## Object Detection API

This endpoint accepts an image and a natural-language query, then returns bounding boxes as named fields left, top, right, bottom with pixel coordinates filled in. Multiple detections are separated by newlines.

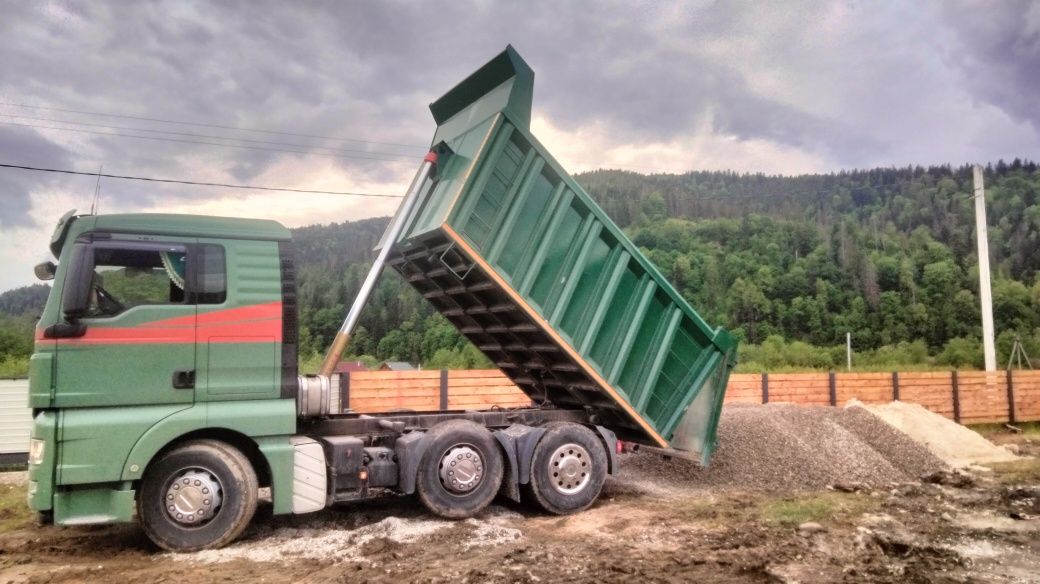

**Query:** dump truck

left=26, top=46, right=737, bottom=551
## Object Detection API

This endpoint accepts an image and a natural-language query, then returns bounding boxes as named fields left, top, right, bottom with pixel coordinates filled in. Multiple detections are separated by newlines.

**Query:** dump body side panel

left=391, top=111, right=736, bottom=458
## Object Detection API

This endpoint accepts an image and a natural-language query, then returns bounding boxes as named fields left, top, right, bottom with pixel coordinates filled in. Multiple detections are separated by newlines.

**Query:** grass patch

left=985, top=458, right=1040, bottom=485
left=673, top=496, right=734, bottom=521
left=668, top=491, right=772, bottom=526
left=669, top=491, right=879, bottom=529
left=0, top=483, right=32, bottom=533
left=970, top=422, right=1040, bottom=437
left=759, top=492, right=877, bottom=526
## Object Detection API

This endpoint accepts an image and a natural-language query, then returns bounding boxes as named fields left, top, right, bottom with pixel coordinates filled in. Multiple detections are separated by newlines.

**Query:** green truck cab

left=27, top=46, right=736, bottom=552
left=29, top=212, right=299, bottom=544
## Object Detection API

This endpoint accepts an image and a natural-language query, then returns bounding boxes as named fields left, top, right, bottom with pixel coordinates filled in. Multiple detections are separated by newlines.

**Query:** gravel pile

left=618, top=403, right=946, bottom=491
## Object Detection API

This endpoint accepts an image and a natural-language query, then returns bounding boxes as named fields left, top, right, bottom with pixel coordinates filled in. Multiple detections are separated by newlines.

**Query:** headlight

left=28, top=439, right=45, bottom=465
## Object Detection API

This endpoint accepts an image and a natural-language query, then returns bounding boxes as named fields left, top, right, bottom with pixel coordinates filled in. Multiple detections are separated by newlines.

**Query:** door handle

left=172, top=369, right=196, bottom=389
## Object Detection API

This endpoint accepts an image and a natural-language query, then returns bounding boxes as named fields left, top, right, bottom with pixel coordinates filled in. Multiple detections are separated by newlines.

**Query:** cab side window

left=89, top=247, right=187, bottom=317
left=82, top=242, right=226, bottom=318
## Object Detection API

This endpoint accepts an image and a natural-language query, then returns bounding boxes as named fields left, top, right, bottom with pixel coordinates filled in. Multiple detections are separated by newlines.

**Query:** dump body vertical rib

left=608, top=279, right=656, bottom=384
left=578, top=249, right=630, bottom=354
left=634, top=307, right=682, bottom=411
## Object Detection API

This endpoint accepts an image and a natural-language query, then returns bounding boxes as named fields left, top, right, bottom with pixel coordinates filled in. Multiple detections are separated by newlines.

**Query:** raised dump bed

left=386, top=47, right=737, bottom=461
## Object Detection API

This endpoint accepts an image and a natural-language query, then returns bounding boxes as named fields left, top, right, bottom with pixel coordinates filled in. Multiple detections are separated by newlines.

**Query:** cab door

left=194, top=238, right=281, bottom=401
left=53, top=236, right=198, bottom=408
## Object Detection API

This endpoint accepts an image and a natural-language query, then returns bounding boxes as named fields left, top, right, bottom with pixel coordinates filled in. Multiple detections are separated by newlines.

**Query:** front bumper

left=27, top=412, right=56, bottom=512
left=53, top=486, right=136, bottom=525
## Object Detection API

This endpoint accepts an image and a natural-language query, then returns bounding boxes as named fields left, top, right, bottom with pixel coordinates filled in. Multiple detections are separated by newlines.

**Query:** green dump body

left=387, top=47, right=737, bottom=462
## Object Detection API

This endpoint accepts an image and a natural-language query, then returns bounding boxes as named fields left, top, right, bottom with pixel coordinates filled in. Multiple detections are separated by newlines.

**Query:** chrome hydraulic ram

left=319, top=150, right=438, bottom=376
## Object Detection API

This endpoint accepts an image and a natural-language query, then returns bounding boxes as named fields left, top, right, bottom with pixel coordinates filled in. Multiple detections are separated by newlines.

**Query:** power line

left=0, top=101, right=425, bottom=150
left=0, top=113, right=422, bottom=159
left=0, top=160, right=904, bottom=205
left=0, top=120, right=417, bottom=163
left=0, top=163, right=405, bottom=198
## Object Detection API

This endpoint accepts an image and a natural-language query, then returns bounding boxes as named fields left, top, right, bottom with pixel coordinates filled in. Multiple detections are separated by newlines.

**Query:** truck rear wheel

left=524, top=423, right=607, bottom=515
left=416, top=420, right=504, bottom=519
left=138, top=439, right=258, bottom=552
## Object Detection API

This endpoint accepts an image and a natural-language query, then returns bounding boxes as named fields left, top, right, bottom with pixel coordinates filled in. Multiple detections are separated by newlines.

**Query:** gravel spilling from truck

left=618, top=403, right=947, bottom=491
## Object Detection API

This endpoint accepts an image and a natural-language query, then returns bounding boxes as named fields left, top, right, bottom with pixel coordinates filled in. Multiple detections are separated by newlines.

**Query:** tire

left=416, top=420, right=504, bottom=519
left=138, top=439, right=258, bottom=552
left=523, top=423, right=607, bottom=515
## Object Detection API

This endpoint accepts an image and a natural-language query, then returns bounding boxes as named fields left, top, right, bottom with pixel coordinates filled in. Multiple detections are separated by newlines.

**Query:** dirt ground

left=1, top=426, right=1038, bottom=584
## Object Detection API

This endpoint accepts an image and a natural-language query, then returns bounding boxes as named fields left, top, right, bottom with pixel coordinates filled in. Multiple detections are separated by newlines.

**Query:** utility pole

left=974, top=165, right=996, bottom=372
left=846, top=332, right=852, bottom=371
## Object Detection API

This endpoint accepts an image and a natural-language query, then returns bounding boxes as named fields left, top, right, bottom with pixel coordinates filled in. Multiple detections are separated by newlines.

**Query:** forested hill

left=0, top=284, right=49, bottom=317
left=580, top=160, right=1040, bottom=283
left=2, top=160, right=1039, bottom=374
left=293, top=160, right=1040, bottom=370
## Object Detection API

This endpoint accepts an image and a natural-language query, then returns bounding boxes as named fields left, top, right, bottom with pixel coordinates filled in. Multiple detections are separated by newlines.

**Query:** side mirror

left=60, top=242, right=94, bottom=321
left=34, top=261, right=57, bottom=281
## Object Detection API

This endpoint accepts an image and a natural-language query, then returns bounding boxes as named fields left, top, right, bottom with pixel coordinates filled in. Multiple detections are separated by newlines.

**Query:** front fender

left=121, top=399, right=297, bottom=511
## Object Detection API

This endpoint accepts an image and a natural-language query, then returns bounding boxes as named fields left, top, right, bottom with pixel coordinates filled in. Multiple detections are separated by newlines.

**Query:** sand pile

left=861, top=400, right=1020, bottom=467
left=619, top=403, right=946, bottom=491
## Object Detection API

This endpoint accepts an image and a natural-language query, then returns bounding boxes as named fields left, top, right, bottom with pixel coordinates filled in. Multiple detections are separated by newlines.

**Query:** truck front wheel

left=416, top=420, right=504, bottom=519
left=524, top=423, right=607, bottom=515
left=138, top=439, right=258, bottom=552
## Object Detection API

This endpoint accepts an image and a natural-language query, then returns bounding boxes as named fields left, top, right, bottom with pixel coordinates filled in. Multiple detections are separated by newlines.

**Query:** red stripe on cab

left=52, top=301, right=283, bottom=345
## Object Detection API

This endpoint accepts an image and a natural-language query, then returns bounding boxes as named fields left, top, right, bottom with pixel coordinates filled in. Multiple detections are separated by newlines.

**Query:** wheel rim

left=163, top=468, right=223, bottom=526
left=438, top=444, right=484, bottom=494
left=548, top=443, right=592, bottom=495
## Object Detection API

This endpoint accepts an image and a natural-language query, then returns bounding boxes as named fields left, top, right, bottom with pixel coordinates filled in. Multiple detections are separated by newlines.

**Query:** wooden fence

left=344, top=370, right=532, bottom=413
left=344, top=369, right=1040, bottom=425
left=724, top=371, right=1040, bottom=424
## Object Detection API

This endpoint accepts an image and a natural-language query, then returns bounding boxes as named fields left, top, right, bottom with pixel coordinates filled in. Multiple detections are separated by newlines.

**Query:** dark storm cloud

left=0, top=0, right=438, bottom=217
left=0, top=1, right=867, bottom=163
left=536, top=39, right=884, bottom=161
left=0, top=126, right=71, bottom=228
left=0, top=0, right=1037, bottom=229
left=939, top=1, right=1040, bottom=132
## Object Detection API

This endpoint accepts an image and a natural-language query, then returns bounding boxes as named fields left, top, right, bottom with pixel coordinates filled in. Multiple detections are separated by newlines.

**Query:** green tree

left=727, top=278, right=771, bottom=343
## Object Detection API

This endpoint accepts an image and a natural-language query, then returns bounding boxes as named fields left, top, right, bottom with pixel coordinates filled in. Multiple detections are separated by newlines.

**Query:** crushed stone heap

left=619, top=403, right=947, bottom=490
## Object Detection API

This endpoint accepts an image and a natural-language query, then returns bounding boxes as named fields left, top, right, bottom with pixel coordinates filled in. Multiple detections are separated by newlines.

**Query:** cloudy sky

left=0, top=0, right=1037, bottom=291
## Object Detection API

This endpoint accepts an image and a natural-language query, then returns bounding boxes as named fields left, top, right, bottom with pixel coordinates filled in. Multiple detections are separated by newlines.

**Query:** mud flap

left=593, top=425, right=619, bottom=475
left=290, top=437, right=326, bottom=514
left=395, top=431, right=427, bottom=495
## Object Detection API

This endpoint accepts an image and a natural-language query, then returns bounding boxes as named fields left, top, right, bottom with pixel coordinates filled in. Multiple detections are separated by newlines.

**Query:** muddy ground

left=1, top=426, right=1038, bottom=584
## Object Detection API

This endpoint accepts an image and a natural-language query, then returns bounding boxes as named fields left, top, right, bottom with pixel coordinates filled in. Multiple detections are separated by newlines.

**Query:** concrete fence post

left=439, top=369, right=449, bottom=410
left=828, top=370, right=837, bottom=406
left=951, top=370, right=961, bottom=423
left=1006, top=369, right=1017, bottom=424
